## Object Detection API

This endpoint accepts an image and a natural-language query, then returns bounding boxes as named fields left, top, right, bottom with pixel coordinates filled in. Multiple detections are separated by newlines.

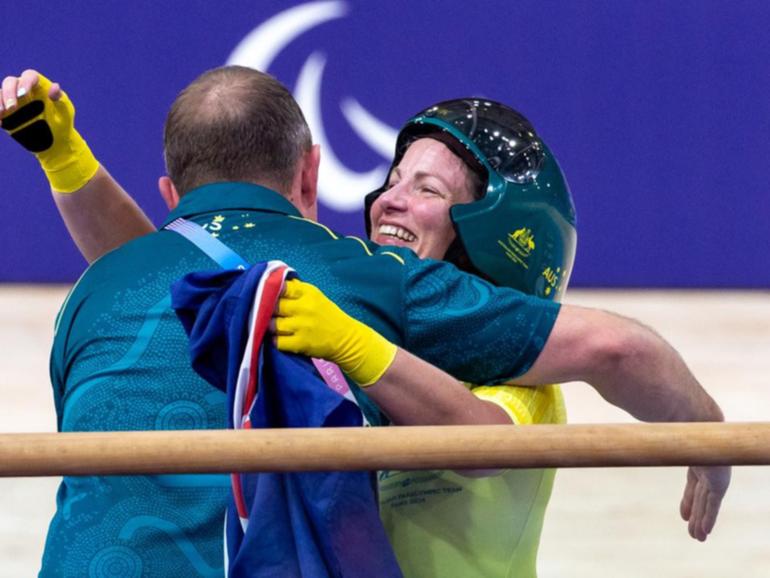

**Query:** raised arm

left=1, top=70, right=155, bottom=262
left=514, top=304, right=730, bottom=542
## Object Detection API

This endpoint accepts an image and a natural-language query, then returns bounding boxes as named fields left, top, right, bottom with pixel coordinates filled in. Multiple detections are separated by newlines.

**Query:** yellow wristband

left=348, top=335, right=398, bottom=387
left=38, top=130, right=99, bottom=193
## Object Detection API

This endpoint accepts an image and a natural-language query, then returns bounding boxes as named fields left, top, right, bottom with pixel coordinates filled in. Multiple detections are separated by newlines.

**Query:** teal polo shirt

left=46, top=182, right=559, bottom=577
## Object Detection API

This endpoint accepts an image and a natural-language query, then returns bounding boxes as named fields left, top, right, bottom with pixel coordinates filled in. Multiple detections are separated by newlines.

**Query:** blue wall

left=2, top=0, right=769, bottom=286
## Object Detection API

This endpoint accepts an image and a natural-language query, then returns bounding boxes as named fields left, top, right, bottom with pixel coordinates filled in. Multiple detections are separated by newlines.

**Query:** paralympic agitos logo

left=226, top=1, right=397, bottom=212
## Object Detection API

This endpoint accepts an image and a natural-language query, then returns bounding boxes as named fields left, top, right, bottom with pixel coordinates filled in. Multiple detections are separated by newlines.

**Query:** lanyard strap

left=165, top=217, right=249, bottom=269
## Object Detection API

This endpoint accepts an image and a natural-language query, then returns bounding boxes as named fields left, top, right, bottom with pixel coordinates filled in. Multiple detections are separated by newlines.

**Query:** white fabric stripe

left=233, top=261, right=293, bottom=430
left=223, top=512, right=230, bottom=578
left=232, top=261, right=293, bottom=534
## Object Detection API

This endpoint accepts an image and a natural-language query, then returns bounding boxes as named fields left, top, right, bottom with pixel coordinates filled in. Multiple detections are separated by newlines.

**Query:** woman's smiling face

left=369, top=138, right=477, bottom=260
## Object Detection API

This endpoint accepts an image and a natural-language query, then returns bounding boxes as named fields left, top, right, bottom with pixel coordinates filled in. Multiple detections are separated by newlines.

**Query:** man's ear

left=158, top=176, right=181, bottom=210
left=298, top=144, right=320, bottom=220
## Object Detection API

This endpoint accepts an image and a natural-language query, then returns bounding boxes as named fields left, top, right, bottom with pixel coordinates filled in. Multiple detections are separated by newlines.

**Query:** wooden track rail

left=0, top=422, right=767, bottom=477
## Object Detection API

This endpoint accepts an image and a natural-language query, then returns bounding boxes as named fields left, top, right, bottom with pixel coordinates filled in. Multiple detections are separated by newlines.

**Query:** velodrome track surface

left=2, top=286, right=768, bottom=577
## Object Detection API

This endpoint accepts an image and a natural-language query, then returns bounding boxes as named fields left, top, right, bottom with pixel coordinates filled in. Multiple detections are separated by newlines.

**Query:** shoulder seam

left=380, top=251, right=405, bottom=265
left=287, top=215, right=339, bottom=239
left=345, top=235, right=373, bottom=256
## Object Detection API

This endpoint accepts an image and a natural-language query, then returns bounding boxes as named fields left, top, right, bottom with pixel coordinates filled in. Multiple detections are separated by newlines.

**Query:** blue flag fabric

left=171, top=262, right=402, bottom=578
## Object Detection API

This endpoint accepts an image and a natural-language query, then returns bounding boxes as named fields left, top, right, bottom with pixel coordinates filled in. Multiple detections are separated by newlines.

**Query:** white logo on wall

left=227, top=1, right=397, bottom=211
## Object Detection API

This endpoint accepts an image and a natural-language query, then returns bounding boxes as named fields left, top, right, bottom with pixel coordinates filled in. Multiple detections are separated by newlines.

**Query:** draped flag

left=172, top=261, right=402, bottom=578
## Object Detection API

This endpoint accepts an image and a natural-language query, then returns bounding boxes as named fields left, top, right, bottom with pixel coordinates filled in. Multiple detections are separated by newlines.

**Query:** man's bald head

left=163, top=66, right=312, bottom=196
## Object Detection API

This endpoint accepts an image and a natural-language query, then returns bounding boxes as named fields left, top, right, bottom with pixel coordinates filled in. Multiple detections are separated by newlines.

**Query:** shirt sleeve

left=402, top=256, right=560, bottom=385
left=50, top=294, right=74, bottom=431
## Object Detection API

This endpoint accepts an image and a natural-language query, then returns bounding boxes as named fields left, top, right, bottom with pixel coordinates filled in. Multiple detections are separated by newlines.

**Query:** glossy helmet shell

left=365, top=98, right=577, bottom=301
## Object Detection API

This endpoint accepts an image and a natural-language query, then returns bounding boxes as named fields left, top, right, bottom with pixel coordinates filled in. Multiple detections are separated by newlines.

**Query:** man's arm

left=514, top=305, right=722, bottom=424
left=1, top=70, right=155, bottom=262
left=513, top=304, right=730, bottom=542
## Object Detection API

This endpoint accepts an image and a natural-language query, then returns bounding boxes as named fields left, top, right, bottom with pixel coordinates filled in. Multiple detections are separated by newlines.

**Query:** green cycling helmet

left=365, top=98, right=577, bottom=301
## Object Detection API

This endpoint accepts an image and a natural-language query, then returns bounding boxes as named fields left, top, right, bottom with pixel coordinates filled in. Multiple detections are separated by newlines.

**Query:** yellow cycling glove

left=1, top=73, right=98, bottom=193
left=274, top=279, right=398, bottom=387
